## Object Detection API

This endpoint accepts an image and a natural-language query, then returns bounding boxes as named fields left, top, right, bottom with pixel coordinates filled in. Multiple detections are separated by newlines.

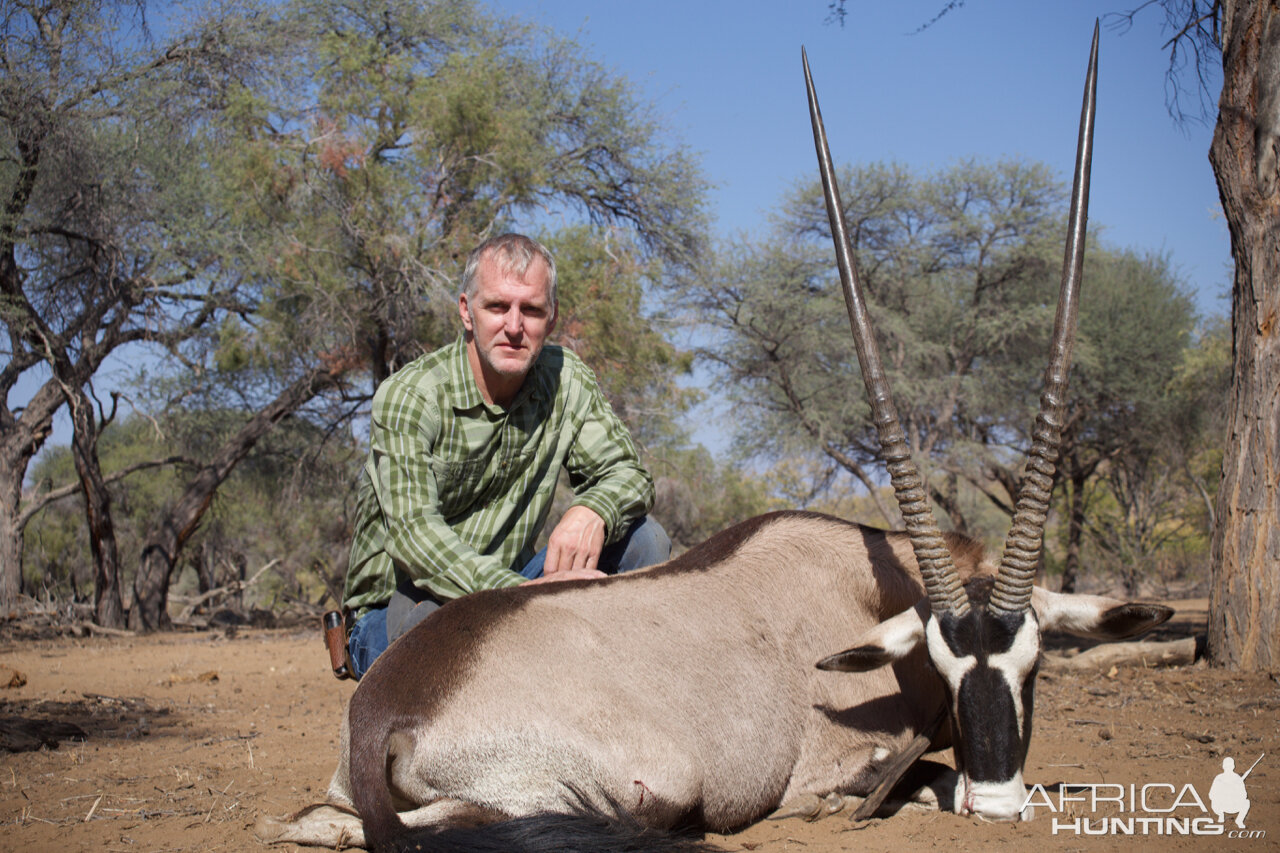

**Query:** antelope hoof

left=253, top=803, right=365, bottom=848
left=768, top=793, right=823, bottom=821
left=821, top=791, right=853, bottom=816
left=768, top=791, right=856, bottom=822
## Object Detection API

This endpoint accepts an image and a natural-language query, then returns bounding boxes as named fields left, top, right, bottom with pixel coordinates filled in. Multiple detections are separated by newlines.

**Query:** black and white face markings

left=924, top=583, right=1041, bottom=821
left=818, top=581, right=1174, bottom=822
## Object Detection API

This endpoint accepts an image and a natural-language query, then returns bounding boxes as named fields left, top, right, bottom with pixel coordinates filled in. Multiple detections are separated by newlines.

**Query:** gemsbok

left=257, top=24, right=1174, bottom=853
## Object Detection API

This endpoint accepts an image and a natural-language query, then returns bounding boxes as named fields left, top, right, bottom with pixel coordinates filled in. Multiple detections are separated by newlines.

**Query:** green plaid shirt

left=343, top=336, right=654, bottom=615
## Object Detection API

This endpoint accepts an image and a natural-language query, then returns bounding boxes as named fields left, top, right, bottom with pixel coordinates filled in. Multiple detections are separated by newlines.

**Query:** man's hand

left=543, top=505, right=606, bottom=576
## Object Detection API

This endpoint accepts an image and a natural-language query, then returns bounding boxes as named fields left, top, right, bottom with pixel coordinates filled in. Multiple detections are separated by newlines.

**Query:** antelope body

left=257, top=513, right=1167, bottom=851
left=257, top=24, right=1175, bottom=853
left=266, top=515, right=967, bottom=849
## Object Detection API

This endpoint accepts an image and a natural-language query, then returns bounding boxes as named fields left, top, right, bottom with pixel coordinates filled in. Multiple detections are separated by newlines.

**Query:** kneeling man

left=343, top=233, right=669, bottom=678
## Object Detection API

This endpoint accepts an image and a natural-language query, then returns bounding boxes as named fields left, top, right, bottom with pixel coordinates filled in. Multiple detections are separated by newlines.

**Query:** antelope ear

left=1032, top=589, right=1174, bottom=640
left=817, top=602, right=927, bottom=672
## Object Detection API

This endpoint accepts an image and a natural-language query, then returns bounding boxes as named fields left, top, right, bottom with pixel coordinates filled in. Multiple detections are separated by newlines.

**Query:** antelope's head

left=802, top=26, right=1172, bottom=821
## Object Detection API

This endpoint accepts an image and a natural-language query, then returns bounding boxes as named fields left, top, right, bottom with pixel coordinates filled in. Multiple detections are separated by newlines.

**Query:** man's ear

left=816, top=602, right=927, bottom=672
left=458, top=293, right=474, bottom=333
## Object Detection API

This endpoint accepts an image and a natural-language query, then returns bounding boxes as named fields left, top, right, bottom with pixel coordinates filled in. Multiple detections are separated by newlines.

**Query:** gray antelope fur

left=257, top=24, right=1173, bottom=853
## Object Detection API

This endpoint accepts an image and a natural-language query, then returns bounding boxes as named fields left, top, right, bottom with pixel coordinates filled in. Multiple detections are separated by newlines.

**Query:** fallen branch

left=1044, top=636, right=1199, bottom=672
left=84, top=793, right=103, bottom=822
left=0, top=716, right=89, bottom=752
left=76, top=622, right=135, bottom=638
left=173, top=559, right=280, bottom=624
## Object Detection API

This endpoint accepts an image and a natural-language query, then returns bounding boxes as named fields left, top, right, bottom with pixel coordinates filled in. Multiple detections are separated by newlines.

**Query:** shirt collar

left=447, top=335, right=550, bottom=413
left=446, top=336, right=485, bottom=412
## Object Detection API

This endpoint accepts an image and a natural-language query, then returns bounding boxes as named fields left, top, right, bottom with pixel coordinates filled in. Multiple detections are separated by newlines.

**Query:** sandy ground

left=0, top=599, right=1275, bottom=853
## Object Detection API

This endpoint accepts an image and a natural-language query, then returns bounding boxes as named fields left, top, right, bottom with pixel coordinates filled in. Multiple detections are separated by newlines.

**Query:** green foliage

left=1071, top=251, right=1197, bottom=438
left=687, top=158, right=1065, bottom=526
left=23, top=413, right=362, bottom=610
left=535, top=223, right=770, bottom=550
left=546, top=225, right=697, bottom=450
left=0, top=0, right=283, bottom=616
left=9, top=0, right=715, bottom=621
left=215, top=0, right=707, bottom=391
left=688, top=156, right=1224, bottom=590
left=648, top=446, right=780, bottom=551
left=22, top=446, right=85, bottom=598
left=1062, top=315, right=1229, bottom=593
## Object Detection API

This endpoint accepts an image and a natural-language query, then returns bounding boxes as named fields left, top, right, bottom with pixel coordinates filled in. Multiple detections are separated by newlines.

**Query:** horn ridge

left=989, top=22, right=1099, bottom=616
left=802, top=47, right=969, bottom=617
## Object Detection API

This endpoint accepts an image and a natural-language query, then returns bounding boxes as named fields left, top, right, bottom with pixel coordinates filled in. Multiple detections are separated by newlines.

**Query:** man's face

left=459, top=253, right=556, bottom=398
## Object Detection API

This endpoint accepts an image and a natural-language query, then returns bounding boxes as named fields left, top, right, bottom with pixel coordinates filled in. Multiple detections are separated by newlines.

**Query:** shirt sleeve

left=371, top=379, right=525, bottom=599
left=562, top=362, right=656, bottom=543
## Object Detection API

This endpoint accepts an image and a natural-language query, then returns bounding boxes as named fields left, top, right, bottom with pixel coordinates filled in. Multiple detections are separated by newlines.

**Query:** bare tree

left=1121, top=0, right=1280, bottom=668
left=0, top=0, right=255, bottom=623
left=1201, top=0, right=1280, bottom=669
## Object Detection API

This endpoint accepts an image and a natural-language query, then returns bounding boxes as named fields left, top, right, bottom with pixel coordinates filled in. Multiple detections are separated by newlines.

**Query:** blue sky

left=15, top=1, right=1232, bottom=460
left=491, top=0, right=1231, bottom=316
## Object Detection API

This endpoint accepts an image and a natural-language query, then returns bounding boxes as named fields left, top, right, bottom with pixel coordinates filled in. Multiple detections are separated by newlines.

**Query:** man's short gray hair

left=461, top=234, right=558, bottom=310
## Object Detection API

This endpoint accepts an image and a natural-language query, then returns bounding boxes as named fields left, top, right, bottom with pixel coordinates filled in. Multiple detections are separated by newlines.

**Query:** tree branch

left=171, top=558, right=280, bottom=624
left=18, top=454, right=196, bottom=530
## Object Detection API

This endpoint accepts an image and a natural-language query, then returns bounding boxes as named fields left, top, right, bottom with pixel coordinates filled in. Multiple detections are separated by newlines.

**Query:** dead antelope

left=257, top=24, right=1172, bottom=852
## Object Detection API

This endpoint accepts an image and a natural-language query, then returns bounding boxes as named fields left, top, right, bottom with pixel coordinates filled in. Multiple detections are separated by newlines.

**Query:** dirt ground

left=0, top=599, right=1275, bottom=853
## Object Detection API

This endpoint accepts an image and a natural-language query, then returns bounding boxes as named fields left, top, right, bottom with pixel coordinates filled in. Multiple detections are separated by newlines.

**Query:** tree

left=124, top=0, right=708, bottom=629
left=687, top=159, right=1066, bottom=535
left=0, top=0, right=258, bottom=624
left=538, top=223, right=775, bottom=553
left=1066, top=324, right=1226, bottom=596
left=23, top=412, right=362, bottom=615
left=546, top=224, right=698, bottom=451
left=1197, top=0, right=1280, bottom=670
left=647, top=446, right=778, bottom=551
left=1093, top=0, right=1277, bottom=666
left=128, top=367, right=344, bottom=629
left=220, top=0, right=706, bottom=391
left=691, top=158, right=1209, bottom=599
left=1047, top=250, right=1198, bottom=591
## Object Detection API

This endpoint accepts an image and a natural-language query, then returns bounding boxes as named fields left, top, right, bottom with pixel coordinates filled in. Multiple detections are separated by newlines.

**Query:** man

left=342, top=233, right=670, bottom=678
left=1209, top=756, right=1254, bottom=829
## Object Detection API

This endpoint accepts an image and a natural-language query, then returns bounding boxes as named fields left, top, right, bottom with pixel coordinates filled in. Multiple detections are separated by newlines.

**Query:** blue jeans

left=348, top=516, right=670, bottom=679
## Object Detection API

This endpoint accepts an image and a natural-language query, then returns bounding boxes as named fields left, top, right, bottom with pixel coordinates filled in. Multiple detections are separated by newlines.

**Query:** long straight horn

left=802, top=47, right=968, bottom=617
left=989, top=22, right=1099, bottom=616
